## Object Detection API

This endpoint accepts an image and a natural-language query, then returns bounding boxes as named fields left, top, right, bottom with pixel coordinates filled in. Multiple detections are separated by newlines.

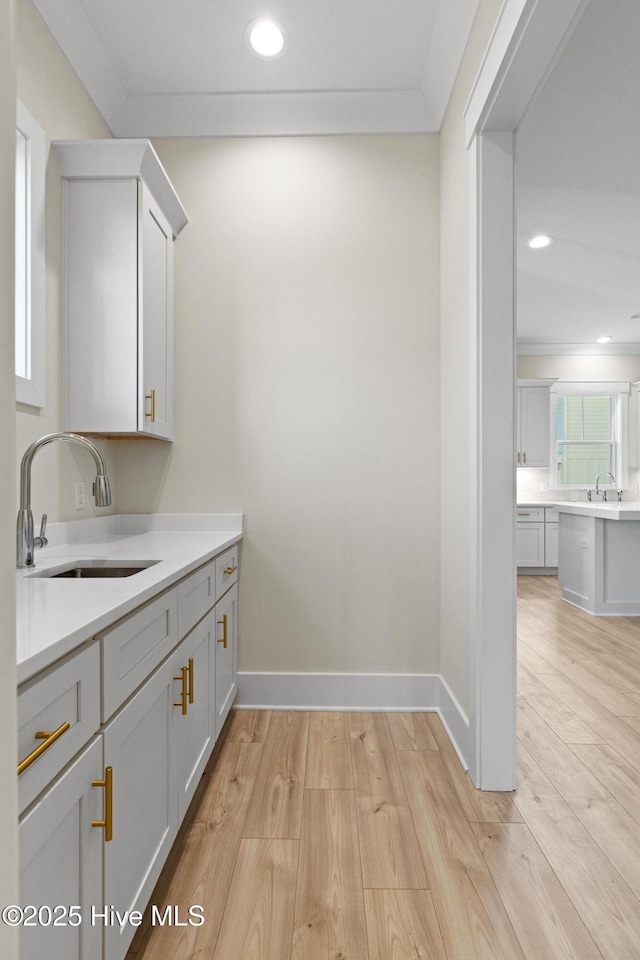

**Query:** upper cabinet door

left=54, top=140, right=187, bottom=440
left=139, top=184, right=174, bottom=439
left=518, top=385, right=550, bottom=468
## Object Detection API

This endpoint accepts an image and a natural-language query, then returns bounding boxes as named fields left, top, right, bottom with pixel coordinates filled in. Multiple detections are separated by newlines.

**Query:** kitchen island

left=555, top=502, right=640, bottom=616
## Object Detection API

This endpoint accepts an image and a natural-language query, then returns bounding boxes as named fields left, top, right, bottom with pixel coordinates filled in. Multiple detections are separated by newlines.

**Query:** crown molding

left=517, top=341, right=640, bottom=355
left=115, top=89, right=436, bottom=138
left=421, top=0, right=482, bottom=128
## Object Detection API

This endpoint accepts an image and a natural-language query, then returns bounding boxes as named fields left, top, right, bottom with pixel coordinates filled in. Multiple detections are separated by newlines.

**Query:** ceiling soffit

left=30, top=0, right=480, bottom=137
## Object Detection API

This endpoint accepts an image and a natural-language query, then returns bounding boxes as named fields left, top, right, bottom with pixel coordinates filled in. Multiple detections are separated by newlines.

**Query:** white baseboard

left=437, top=675, right=470, bottom=770
left=237, top=671, right=470, bottom=770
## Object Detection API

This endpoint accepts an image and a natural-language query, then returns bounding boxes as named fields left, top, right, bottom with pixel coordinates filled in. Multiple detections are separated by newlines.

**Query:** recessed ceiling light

left=245, top=18, right=288, bottom=59
left=528, top=234, right=553, bottom=249
left=596, top=336, right=612, bottom=344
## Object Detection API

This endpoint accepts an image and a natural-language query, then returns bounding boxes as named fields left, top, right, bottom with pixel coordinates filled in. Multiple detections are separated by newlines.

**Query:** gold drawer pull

left=92, top=766, right=113, bottom=842
left=174, top=665, right=189, bottom=715
left=523, top=451, right=527, bottom=464
left=187, top=657, right=194, bottom=705
left=224, top=565, right=237, bottom=576
left=145, top=388, right=156, bottom=422
left=18, top=721, right=71, bottom=776
left=217, top=614, right=228, bottom=649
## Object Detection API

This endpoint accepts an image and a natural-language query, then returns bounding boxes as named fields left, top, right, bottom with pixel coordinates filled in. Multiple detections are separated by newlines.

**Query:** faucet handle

left=34, top=513, right=48, bottom=549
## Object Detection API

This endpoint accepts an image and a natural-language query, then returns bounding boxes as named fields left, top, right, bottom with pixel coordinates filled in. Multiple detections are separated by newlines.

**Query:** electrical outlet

left=75, top=481, right=86, bottom=510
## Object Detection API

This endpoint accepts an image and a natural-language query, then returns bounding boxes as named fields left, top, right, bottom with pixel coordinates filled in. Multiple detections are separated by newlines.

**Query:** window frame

left=549, top=381, right=629, bottom=490
left=15, top=100, right=46, bottom=408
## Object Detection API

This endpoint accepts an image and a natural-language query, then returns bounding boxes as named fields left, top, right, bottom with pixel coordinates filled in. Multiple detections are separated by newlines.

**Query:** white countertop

left=16, top=514, right=243, bottom=684
left=554, top=502, right=640, bottom=521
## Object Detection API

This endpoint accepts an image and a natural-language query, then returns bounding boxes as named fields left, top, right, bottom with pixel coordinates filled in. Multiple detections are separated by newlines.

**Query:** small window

left=15, top=101, right=45, bottom=407
left=550, top=383, right=629, bottom=489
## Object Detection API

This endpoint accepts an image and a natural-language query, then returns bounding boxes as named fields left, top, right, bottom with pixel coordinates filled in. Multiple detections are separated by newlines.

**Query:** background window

left=555, top=396, right=614, bottom=485
left=550, top=383, right=629, bottom=489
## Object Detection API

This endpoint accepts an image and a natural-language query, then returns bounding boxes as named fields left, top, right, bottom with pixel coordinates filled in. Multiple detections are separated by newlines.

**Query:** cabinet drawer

left=101, top=589, right=178, bottom=720
left=18, top=643, right=100, bottom=814
left=177, top=559, right=216, bottom=638
left=516, top=507, right=545, bottom=522
left=215, top=544, right=239, bottom=600
left=545, top=506, right=559, bottom=523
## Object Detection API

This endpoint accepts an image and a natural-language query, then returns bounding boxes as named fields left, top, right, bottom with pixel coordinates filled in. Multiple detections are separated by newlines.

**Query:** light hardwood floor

left=128, top=576, right=640, bottom=960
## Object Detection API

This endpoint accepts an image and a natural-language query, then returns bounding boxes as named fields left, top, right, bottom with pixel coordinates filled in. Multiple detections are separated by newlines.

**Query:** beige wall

left=114, top=135, right=441, bottom=675
left=16, top=0, right=115, bottom=524
left=439, top=0, right=505, bottom=716
left=1, top=0, right=19, bottom=954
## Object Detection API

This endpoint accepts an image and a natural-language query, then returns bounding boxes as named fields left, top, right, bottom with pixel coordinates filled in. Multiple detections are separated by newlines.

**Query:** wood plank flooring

left=129, top=575, right=640, bottom=960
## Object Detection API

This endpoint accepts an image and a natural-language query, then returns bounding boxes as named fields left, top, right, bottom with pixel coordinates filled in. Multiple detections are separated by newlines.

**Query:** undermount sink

left=27, top=560, right=159, bottom=579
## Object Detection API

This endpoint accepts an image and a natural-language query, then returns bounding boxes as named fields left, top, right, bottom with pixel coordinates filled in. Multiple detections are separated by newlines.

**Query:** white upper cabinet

left=517, top=380, right=552, bottom=468
left=53, top=140, right=188, bottom=440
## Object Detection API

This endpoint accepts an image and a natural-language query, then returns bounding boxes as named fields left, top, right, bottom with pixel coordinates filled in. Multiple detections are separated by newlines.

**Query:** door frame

left=464, top=0, right=589, bottom=788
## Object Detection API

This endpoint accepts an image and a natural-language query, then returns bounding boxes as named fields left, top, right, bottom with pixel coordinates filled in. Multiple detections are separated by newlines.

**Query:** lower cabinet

left=20, top=739, right=103, bottom=960
left=18, top=547, right=240, bottom=960
left=215, top=582, right=238, bottom=737
left=545, top=514, right=559, bottom=566
left=516, top=505, right=559, bottom=570
left=102, top=657, right=178, bottom=960
left=516, top=520, right=545, bottom=566
left=174, top=609, right=216, bottom=821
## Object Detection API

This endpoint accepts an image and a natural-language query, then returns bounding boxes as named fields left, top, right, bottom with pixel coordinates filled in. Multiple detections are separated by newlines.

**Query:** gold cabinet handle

left=18, top=721, right=71, bottom=776
left=145, top=388, right=156, bottom=422
left=187, top=657, right=194, bottom=705
left=174, top=665, right=188, bottom=715
left=517, top=451, right=521, bottom=464
left=92, top=766, right=113, bottom=842
left=224, top=565, right=237, bottom=576
left=217, top=614, right=228, bottom=649
left=523, top=451, right=527, bottom=464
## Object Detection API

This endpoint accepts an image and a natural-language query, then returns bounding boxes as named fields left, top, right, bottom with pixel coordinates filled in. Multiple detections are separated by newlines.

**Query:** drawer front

left=215, top=544, right=239, bottom=601
left=177, top=559, right=216, bottom=638
left=18, top=643, right=100, bottom=814
left=545, top=506, right=559, bottom=523
left=516, top=507, right=545, bottom=522
left=102, top=589, right=178, bottom=720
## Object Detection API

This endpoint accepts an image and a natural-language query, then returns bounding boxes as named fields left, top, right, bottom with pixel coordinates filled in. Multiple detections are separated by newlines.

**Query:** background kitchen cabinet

left=52, top=140, right=188, bottom=439
left=545, top=507, right=559, bottom=566
left=516, top=380, right=553, bottom=468
left=516, top=507, right=545, bottom=566
left=517, top=505, right=559, bottom=571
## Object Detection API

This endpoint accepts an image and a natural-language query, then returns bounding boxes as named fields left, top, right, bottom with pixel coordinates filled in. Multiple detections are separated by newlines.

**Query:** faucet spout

left=17, top=433, right=112, bottom=568
left=594, top=471, right=615, bottom=500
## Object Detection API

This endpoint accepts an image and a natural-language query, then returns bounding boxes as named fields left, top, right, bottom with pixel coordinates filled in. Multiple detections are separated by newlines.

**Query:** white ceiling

left=516, top=0, right=640, bottom=351
left=31, top=0, right=481, bottom=137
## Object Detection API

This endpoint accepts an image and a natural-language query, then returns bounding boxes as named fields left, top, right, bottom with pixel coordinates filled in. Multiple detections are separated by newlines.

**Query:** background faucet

left=17, top=433, right=112, bottom=568
left=594, top=471, right=615, bottom=501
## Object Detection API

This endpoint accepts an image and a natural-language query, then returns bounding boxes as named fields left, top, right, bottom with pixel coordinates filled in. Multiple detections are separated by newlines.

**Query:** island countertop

left=16, top=513, right=243, bottom=684
left=554, top=502, right=640, bottom=521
